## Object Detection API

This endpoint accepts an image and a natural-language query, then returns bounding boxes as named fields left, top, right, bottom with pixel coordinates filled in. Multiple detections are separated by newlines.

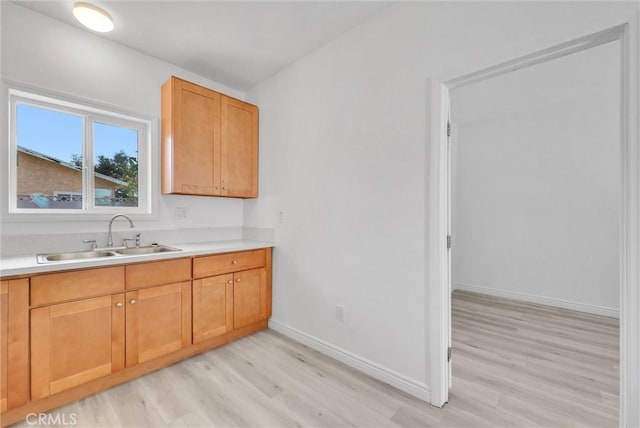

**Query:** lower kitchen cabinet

left=233, top=268, right=268, bottom=329
left=1, top=283, right=6, bottom=412
left=30, top=294, right=126, bottom=400
left=1, top=247, right=272, bottom=426
left=30, top=281, right=192, bottom=399
left=125, top=282, right=192, bottom=366
left=193, top=249, right=271, bottom=333
left=193, top=274, right=234, bottom=343
left=30, top=280, right=193, bottom=399
left=192, top=267, right=269, bottom=338
left=0, top=279, right=29, bottom=411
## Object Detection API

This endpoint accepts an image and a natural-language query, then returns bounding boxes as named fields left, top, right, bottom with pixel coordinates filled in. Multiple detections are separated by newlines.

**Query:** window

left=9, top=89, right=151, bottom=214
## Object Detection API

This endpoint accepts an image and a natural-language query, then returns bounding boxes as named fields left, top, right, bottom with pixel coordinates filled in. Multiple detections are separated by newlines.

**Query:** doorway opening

left=428, top=21, right=639, bottom=427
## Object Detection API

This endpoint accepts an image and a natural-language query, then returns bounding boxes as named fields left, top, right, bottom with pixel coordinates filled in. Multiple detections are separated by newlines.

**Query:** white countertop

left=0, top=240, right=275, bottom=277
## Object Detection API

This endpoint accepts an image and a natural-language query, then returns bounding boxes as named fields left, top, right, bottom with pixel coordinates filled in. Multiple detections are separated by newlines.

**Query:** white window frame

left=8, top=88, right=153, bottom=217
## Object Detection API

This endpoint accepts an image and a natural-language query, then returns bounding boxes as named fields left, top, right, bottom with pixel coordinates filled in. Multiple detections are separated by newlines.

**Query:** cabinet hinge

left=447, top=234, right=452, bottom=250
left=447, top=121, right=451, bottom=138
left=448, top=347, right=452, bottom=362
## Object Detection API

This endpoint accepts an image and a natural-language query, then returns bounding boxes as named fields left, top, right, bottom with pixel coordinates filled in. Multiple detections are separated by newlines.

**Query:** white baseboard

left=268, top=319, right=430, bottom=402
left=454, top=282, right=620, bottom=318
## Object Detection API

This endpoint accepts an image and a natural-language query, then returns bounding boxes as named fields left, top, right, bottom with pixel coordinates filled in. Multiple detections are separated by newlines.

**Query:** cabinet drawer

left=125, top=258, right=191, bottom=290
left=193, top=249, right=266, bottom=279
left=31, top=267, right=125, bottom=307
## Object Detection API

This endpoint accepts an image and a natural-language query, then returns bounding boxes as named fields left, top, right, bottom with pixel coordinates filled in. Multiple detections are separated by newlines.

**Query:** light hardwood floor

left=11, top=291, right=619, bottom=427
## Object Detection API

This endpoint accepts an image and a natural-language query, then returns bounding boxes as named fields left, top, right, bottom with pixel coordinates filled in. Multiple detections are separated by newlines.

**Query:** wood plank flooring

left=10, top=290, right=619, bottom=427
left=450, top=290, right=618, bottom=428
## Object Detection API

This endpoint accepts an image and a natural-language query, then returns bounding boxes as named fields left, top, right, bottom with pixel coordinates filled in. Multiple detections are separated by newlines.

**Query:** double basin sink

left=37, top=245, right=181, bottom=263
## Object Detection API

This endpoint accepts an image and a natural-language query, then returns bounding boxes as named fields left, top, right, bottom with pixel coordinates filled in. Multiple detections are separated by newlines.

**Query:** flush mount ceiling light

left=72, top=2, right=114, bottom=32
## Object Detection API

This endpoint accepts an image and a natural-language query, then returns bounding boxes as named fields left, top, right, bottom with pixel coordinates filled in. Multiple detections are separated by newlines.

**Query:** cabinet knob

left=222, top=187, right=227, bottom=191
left=236, top=278, right=241, bottom=282
left=232, top=260, right=238, bottom=265
left=227, top=280, right=233, bottom=284
left=130, top=299, right=137, bottom=305
left=115, top=302, right=123, bottom=308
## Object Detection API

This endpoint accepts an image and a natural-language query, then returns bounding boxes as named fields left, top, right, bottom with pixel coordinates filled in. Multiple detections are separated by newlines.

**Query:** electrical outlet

left=278, top=211, right=285, bottom=224
left=175, top=207, right=188, bottom=219
left=336, top=305, right=344, bottom=322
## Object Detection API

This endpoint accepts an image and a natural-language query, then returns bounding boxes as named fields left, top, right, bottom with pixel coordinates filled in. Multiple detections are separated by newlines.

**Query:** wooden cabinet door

left=31, top=294, right=125, bottom=400
left=233, top=268, right=268, bottom=329
left=163, top=77, right=221, bottom=195
left=125, top=282, right=191, bottom=366
left=193, top=274, right=233, bottom=343
left=1, top=279, right=29, bottom=410
left=1, top=282, right=7, bottom=412
left=221, top=96, right=258, bottom=198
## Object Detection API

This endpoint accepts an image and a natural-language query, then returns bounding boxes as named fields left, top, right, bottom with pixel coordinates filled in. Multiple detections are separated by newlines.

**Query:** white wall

left=245, top=2, right=638, bottom=398
left=0, top=3, right=244, bottom=254
left=450, top=41, right=621, bottom=316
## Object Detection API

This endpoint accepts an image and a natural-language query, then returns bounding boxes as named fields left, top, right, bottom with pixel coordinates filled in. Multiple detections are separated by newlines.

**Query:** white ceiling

left=14, top=1, right=391, bottom=91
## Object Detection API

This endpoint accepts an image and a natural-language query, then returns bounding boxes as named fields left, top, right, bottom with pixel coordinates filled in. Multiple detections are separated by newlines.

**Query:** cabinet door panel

left=180, top=87, right=221, bottom=194
left=221, top=96, right=258, bottom=198
left=1, top=279, right=29, bottom=410
left=31, top=294, right=125, bottom=400
left=193, top=274, right=233, bottom=343
left=167, top=78, right=221, bottom=195
left=1, top=282, right=7, bottom=412
left=233, top=268, right=267, bottom=329
left=126, top=282, right=191, bottom=366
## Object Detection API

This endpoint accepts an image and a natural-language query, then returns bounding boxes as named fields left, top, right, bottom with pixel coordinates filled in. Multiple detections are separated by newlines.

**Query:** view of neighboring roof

left=17, top=145, right=128, bottom=186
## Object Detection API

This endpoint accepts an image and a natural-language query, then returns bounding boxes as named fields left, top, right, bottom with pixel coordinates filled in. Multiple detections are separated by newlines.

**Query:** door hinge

left=447, top=234, right=452, bottom=250
left=448, top=347, right=452, bottom=362
left=447, top=121, right=451, bottom=138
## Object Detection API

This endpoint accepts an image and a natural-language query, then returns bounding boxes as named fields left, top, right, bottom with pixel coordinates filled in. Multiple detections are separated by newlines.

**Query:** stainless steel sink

left=113, top=245, right=181, bottom=255
left=37, top=250, right=118, bottom=263
left=36, top=245, right=181, bottom=263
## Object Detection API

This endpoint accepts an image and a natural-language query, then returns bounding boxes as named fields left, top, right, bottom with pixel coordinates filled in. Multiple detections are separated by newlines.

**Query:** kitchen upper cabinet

left=1, top=279, right=28, bottom=411
left=221, top=95, right=258, bottom=197
left=162, top=76, right=258, bottom=198
left=161, top=78, right=221, bottom=196
left=30, top=294, right=125, bottom=400
left=125, top=282, right=192, bottom=366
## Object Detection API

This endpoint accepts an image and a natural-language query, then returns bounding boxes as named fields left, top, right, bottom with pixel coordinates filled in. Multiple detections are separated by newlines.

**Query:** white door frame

left=428, top=17, right=640, bottom=428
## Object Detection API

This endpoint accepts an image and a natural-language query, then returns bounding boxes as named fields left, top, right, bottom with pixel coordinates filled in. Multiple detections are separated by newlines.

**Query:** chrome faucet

left=107, top=214, right=135, bottom=247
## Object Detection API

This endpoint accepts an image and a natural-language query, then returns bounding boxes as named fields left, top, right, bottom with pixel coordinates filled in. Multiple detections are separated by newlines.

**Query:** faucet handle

left=122, top=238, right=136, bottom=248
left=83, top=239, right=97, bottom=250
